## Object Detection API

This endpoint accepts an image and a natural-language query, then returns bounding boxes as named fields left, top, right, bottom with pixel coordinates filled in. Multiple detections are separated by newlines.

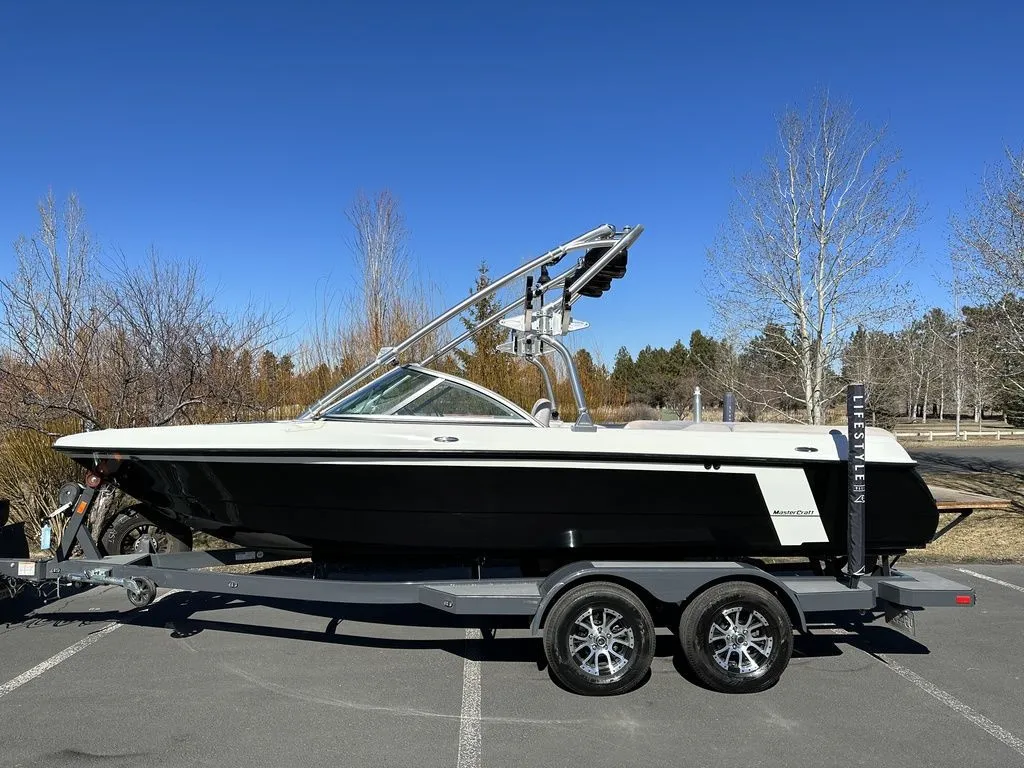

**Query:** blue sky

left=1, top=1, right=1021, bottom=364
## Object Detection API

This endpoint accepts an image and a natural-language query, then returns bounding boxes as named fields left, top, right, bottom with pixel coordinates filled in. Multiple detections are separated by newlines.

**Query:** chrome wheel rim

left=708, top=606, right=774, bottom=675
left=567, top=607, right=635, bottom=677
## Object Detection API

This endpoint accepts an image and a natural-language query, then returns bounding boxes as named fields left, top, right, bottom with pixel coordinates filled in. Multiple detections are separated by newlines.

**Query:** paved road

left=2, top=566, right=1024, bottom=768
left=910, top=445, right=1024, bottom=474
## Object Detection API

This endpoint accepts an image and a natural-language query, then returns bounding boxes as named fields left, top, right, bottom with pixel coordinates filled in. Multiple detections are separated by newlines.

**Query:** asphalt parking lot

left=2, top=565, right=1023, bottom=768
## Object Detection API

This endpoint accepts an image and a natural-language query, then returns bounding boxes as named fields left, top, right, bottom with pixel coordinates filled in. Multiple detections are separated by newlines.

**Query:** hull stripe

left=56, top=447, right=913, bottom=469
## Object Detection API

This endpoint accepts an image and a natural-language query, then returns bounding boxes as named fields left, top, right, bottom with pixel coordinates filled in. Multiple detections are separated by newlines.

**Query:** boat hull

left=60, top=449, right=939, bottom=562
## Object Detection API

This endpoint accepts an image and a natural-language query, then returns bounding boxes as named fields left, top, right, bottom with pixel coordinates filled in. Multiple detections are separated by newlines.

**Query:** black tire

left=542, top=581, right=655, bottom=696
left=126, top=576, right=157, bottom=608
left=100, top=507, right=193, bottom=556
left=679, top=581, right=793, bottom=694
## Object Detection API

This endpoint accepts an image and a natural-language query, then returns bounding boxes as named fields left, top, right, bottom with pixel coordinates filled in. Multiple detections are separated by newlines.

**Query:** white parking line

left=0, top=621, right=122, bottom=699
left=456, top=628, right=482, bottom=768
left=830, top=627, right=1024, bottom=758
left=877, top=652, right=1024, bottom=758
left=955, top=568, right=1024, bottom=595
left=0, top=589, right=178, bottom=701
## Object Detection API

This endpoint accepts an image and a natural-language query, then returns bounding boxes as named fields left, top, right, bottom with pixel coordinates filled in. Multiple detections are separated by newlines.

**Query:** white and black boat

left=53, top=224, right=939, bottom=565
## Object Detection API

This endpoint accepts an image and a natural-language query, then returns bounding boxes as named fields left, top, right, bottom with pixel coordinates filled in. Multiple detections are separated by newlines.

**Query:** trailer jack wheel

left=126, top=577, right=157, bottom=608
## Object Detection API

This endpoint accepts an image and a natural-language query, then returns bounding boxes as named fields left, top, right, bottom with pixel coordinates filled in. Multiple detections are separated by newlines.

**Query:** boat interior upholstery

left=531, top=398, right=553, bottom=427
left=623, top=420, right=712, bottom=430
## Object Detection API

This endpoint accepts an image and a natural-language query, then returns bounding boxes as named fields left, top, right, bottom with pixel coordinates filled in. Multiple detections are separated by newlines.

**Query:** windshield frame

left=320, top=367, right=439, bottom=418
left=318, top=365, right=540, bottom=426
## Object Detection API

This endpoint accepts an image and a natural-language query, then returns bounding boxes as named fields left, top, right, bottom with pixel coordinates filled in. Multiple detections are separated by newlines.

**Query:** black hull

left=66, top=450, right=939, bottom=562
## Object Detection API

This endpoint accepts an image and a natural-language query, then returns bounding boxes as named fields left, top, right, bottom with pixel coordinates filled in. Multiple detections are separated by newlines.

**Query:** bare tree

left=303, top=189, right=441, bottom=380
left=706, top=91, right=919, bottom=424
left=102, top=250, right=280, bottom=426
left=733, top=324, right=808, bottom=422
left=348, top=189, right=412, bottom=353
left=841, top=325, right=904, bottom=427
left=951, top=280, right=966, bottom=437
left=952, top=147, right=1024, bottom=404
left=0, top=192, right=105, bottom=431
left=907, top=308, right=953, bottom=423
left=0, top=193, right=281, bottom=435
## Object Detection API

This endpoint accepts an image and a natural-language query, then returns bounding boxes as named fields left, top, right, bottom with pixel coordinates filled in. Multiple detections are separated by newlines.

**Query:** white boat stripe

left=0, top=589, right=180, bottom=701
left=753, top=466, right=828, bottom=545
left=69, top=453, right=837, bottom=473
left=456, top=628, right=482, bottom=768
left=955, top=568, right=1024, bottom=595
left=60, top=450, right=914, bottom=467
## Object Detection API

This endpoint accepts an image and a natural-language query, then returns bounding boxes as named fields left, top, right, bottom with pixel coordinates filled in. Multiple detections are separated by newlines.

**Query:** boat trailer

left=1, top=463, right=986, bottom=696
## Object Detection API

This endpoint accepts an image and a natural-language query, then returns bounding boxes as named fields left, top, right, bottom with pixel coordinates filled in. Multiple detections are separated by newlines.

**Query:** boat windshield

left=322, top=367, right=528, bottom=422
left=324, top=368, right=437, bottom=416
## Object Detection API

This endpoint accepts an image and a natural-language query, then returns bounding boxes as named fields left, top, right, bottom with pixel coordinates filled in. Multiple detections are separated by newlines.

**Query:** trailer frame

left=1, top=480, right=979, bottom=695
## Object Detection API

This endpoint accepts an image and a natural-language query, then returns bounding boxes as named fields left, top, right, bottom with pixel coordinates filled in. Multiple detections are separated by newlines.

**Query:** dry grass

left=203, top=558, right=310, bottom=575
left=906, top=510, right=1024, bottom=563
left=0, top=430, right=81, bottom=546
left=906, top=471, right=1024, bottom=563
left=921, top=471, right=1024, bottom=512
left=900, top=436, right=1024, bottom=448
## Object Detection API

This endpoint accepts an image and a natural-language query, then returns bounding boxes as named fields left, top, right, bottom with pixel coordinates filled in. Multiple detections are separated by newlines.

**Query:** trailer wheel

left=101, top=507, right=192, bottom=556
left=542, top=581, right=655, bottom=696
left=678, top=582, right=792, bottom=694
left=126, top=577, right=157, bottom=608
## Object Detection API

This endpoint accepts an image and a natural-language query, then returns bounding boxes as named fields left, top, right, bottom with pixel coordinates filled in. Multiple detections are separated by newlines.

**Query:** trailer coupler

left=54, top=567, right=158, bottom=607
left=66, top=567, right=133, bottom=589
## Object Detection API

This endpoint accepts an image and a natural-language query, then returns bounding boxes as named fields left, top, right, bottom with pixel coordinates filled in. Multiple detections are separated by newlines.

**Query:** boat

left=52, top=224, right=939, bottom=565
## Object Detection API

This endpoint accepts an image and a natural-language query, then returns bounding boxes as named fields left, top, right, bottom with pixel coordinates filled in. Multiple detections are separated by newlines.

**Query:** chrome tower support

left=540, top=334, right=592, bottom=428
left=301, top=223, right=643, bottom=423
left=301, top=224, right=614, bottom=419
left=418, top=297, right=524, bottom=367
left=527, top=356, right=558, bottom=415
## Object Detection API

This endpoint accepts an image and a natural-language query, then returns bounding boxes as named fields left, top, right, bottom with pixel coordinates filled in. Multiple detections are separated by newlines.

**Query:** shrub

left=0, top=430, right=81, bottom=548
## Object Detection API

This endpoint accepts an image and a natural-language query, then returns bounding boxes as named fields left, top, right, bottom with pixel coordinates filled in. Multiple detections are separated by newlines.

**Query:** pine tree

left=453, top=262, right=519, bottom=396
left=611, top=346, right=635, bottom=401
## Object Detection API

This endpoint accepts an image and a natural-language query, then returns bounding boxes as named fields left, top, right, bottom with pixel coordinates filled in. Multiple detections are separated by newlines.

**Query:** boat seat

left=622, top=420, right=734, bottom=431
left=531, top=398, right=552, bottom=427
left=623, top=419, right=694, bottom=430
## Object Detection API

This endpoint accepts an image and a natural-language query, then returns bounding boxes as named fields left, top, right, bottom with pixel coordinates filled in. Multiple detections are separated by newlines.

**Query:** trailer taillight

left=955, top=595, right=972, bottom=605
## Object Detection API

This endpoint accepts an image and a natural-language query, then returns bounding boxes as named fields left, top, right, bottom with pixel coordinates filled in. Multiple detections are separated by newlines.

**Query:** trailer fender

left=530, top=560, right=807, bottom=635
